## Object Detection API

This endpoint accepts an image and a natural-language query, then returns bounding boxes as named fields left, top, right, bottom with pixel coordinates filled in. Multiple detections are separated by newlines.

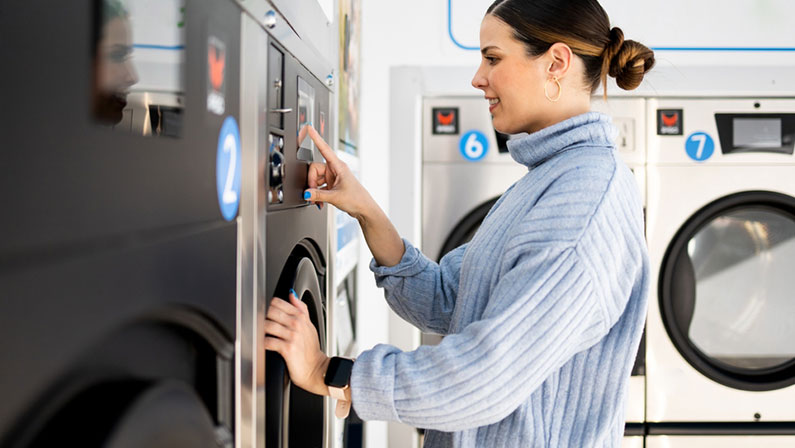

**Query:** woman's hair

left=92, top=0, right=130, bottom=53
left=486, top=0, right=654, bottom=96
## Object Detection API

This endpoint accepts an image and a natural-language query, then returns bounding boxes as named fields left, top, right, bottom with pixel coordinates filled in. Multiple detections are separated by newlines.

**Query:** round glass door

left=660, top=191, right=795, bottom=390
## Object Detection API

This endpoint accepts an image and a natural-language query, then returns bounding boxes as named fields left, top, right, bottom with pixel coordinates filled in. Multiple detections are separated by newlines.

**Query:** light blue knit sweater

left=351, top=112, right=649, bottom=447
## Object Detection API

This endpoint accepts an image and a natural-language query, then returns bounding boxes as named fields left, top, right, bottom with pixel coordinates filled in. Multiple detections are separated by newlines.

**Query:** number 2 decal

left=217, top=116, right=241, bottom=221
left=222, top=133, right=238, bottom=204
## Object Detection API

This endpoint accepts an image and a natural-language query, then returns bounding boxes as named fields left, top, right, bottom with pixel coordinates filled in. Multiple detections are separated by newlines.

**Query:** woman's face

left=94, top=16, right=138, bottom=124
left=471, top=14, right=550, bottom=135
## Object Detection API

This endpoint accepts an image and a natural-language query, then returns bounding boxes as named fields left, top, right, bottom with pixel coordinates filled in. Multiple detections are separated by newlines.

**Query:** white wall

left=356, top=1, right=795, bottom=446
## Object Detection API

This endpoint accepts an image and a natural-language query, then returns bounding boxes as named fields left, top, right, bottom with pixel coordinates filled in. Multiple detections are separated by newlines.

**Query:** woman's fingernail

left=316, top=203, right=322, bottom=210
left=303, top=191, right=311, bottom=200
left=289, top=288, right=297, bottom=297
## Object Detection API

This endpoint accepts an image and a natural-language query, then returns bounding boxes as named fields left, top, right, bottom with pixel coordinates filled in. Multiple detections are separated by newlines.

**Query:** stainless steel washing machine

left=237, top=2, right=335, bottom=446
left=644, top=97, right=795, bottom=443
left=0, top=0, right=336, bottom=446
left=0, top=0, right=241, bottom=445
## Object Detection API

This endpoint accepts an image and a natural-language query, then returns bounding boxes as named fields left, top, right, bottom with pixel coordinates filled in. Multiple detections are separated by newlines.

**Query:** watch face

left=324, top=357, right=354, bottom=388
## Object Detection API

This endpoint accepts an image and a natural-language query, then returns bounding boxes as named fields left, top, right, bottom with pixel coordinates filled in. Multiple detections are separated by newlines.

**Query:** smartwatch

left=324, top=357, right=354, bottom=418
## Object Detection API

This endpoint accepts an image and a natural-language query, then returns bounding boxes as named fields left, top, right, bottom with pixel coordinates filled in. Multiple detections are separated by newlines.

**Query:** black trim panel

left=647, top=422, right=795, bottom=436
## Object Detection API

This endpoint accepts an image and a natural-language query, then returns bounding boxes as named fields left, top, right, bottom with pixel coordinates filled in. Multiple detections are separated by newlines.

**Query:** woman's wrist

left=353, top=195, right=381, bottom=226
left=316, top=355, right=332, bottom=396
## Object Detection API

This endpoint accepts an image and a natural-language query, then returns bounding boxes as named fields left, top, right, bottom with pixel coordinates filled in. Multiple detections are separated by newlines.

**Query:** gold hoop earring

left=544, top=77, right=562, bottom=102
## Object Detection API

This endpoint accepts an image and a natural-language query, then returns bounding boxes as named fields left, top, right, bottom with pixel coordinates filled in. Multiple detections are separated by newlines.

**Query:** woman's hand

left=263, top=289, right=330, bottom=397
left=304, top=125, right=376, bottom=220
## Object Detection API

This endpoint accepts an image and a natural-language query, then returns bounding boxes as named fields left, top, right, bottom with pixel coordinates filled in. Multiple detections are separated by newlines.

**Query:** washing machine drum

left=25, top=380, right=220, bottom=448
left=266, top=256, right=326, bottom=448
left=660, top=191, right=795, bottom=391
left=438, top=198, right=497, bottom=261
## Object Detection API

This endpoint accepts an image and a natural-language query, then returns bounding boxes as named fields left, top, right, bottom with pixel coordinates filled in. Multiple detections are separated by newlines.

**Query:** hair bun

left=602, top=27, right=655, bottom=91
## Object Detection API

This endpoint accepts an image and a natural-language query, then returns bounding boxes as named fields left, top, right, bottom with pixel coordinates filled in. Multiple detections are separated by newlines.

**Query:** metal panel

left=622, top=436, right=645, bottom=448
left=646, top=99, right=795, bottom=166
left=647, top=435, right=795, bottom=448
left=238, top=13, right=267, bottom=448
left=234, top=0, right=334, bottom=87
left=421, top=163, right=526, bottom=262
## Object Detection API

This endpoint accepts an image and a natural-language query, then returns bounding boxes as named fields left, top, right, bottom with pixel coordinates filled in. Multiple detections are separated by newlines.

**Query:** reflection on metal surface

left=93, top=0, right=185, bottom=136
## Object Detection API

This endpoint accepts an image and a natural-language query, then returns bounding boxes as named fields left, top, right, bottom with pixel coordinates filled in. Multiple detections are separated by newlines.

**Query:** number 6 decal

left=459, top=130, right=489, bottom=162
left=217, top=116, right=241, bottom=221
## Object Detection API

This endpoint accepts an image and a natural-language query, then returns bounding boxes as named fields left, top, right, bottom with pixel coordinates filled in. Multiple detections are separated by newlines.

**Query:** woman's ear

left=546, top=42, right=574, bottom=79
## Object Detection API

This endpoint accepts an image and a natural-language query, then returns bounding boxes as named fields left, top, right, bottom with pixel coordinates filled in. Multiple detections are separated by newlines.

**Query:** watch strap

left=328, top=384, right=347, bottom=401
left=335, top=399, right=351, bottom=419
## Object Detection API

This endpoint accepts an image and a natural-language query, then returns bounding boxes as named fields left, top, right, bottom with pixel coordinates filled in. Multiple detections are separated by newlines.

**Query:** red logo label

left=661, top=112, right=679, bottom=127
left=437, top=112, right=454, bottom=126
left=208, top=47, right=225, bottom=91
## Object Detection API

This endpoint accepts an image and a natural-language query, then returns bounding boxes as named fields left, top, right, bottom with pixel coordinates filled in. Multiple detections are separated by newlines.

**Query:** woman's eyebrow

left=480, top=45, right=500, bottom=55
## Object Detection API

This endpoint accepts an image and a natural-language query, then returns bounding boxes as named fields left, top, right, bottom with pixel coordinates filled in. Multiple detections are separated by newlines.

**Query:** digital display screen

left=733, top=118, right=781, bottom=149
left=297, top=76, right=315, bottom=161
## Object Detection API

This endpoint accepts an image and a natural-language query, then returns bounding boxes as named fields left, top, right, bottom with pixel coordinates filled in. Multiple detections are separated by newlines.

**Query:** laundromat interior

left=2, top=0, right=795, bottom=447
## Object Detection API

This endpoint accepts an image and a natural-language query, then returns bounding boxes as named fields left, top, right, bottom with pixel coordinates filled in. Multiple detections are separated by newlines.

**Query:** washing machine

left=421, top=96, right=648, bottom=445
left=0, top=0, right=241, bottom=446
left=0, top=0, right=336, bottom=446
left=237, top=1, right=334, bottom=446
left=644, top=97, right=795, bottom=444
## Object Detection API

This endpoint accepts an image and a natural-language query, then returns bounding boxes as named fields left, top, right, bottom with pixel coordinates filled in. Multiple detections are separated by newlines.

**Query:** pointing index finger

left=306, top=125, right=338, bottom=165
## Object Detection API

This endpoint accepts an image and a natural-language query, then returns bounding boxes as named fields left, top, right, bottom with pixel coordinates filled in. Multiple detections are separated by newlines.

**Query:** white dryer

left=421, top=96, right=526, bottom=263
left=644, top=97, right=795, bottom=440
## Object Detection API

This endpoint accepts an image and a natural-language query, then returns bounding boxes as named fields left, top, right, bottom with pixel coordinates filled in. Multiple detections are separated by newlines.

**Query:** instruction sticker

left=217, top=116, right=241, bottom=220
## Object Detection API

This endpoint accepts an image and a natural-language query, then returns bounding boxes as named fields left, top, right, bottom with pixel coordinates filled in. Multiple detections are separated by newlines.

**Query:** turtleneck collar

left=506, top=112, right=617, bottom=169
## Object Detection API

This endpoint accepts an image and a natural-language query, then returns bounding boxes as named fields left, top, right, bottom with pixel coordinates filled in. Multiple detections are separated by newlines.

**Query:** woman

left=92, top=0, right=138, bottom=125
left=264, top=0, right=654, bottom=446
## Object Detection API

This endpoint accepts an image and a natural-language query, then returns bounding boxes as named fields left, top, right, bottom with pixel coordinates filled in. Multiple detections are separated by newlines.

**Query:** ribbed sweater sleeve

left=369, top=240, right=466, bottom=334
left=351, top=165, right=631, bottom=429
left=354, top=244, right=607, bottom=430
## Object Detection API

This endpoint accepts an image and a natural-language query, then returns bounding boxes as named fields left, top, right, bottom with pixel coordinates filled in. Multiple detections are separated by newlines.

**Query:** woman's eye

left=485, top=56, right=498, bottom=65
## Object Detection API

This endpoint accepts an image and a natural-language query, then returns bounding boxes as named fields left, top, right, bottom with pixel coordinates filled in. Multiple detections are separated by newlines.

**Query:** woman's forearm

left=356, top=198, right=405, bottom=267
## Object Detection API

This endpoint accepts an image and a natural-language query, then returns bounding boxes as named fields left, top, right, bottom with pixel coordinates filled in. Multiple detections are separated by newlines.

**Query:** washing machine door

left=20, top=380, right=221, bottom=448
left=660, top=191, right=795, bottom=391
left=266, top=256, right=326, bottom=448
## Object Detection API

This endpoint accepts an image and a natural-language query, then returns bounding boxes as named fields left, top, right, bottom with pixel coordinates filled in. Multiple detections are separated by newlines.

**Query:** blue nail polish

left=316, top=203, right=322, bottom=210
left=290, top=288, right=297, bottom=297
left=303, top=191, right=311, bottom=200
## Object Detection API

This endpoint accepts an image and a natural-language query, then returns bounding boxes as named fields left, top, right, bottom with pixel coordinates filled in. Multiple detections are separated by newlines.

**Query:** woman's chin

left=491, top=119, right=512, bottom=135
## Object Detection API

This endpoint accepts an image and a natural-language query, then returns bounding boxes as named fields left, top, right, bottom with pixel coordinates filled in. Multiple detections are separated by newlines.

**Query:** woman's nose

left=471, top=68, right=487, bottom=90
left=125, top=61, right=139, bottom=88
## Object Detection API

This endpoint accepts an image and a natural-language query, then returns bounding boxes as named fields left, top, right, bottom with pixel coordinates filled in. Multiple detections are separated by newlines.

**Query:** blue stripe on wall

left=133, top=44, right=185, bottom=51
left=447, top=0, right=795, bottom=53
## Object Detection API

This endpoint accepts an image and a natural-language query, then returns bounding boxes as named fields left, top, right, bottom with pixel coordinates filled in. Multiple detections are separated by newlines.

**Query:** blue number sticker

left=217, top=116, right=241, bottom=221
left=685, top=131, right=715, bottom=162
left=459, top=130, right=489, bottom=162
